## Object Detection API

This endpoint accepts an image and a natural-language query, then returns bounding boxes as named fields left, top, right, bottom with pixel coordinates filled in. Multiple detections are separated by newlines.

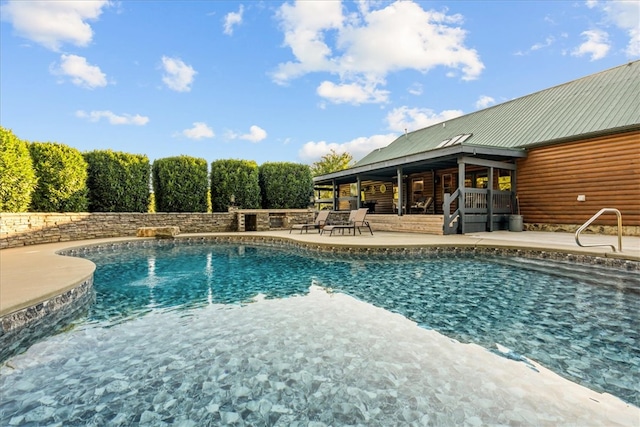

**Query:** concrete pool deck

left=1, top=230, right=639, bottom=317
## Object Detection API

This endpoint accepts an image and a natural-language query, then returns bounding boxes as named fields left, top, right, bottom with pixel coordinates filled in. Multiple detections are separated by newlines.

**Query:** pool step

left=494, top=257, right=640, bottom=293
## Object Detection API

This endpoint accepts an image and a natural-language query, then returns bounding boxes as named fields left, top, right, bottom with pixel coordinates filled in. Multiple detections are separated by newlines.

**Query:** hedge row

left=0, top=127, right=37, bottom=212
left=0, top=126, right=314, bottom=213
left=84, top=150, right=150, bottom=212
left=210, top=159, right=261, bottom=212
left=29, top=142, right=89, bottom=212
left=153, top=156, right=208, bottom=213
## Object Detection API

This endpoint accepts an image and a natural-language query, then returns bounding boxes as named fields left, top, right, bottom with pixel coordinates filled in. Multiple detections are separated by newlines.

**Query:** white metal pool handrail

left=575, top=208, right=622, bottom=252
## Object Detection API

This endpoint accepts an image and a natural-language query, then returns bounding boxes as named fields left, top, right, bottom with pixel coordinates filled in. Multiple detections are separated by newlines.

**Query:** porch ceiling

left=313, top=144, right=526, bottom=186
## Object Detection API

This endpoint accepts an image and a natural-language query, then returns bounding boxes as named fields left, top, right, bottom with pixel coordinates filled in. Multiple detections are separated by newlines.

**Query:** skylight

left=436, top=133, right=473, bottom=148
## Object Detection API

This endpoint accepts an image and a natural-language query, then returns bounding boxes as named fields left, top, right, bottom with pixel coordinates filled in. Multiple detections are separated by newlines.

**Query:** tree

left=310, top=149, right=354, bottom=177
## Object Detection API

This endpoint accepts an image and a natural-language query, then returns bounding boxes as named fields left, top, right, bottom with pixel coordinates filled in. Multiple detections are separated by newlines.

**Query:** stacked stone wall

left=0, top=211, right=310, bottom=249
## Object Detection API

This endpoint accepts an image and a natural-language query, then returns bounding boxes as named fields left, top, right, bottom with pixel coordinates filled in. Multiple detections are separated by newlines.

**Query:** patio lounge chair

left=321, top=208, right=373, bottom=236
left=289, top=209, right=330, bottom=233
left=410, top=196, right=434, bottom=214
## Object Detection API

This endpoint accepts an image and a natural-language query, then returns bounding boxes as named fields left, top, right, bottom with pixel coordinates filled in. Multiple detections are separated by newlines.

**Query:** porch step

left=367, top=214, right=444, bottom=235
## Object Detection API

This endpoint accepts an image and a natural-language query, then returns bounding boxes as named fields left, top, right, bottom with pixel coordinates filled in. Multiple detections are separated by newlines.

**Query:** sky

left=1, top=1, right=638, bottom=166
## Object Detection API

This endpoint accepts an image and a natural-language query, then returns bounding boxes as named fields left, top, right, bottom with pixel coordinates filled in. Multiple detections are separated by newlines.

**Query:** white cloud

left=408, top=83, right=423, bottom=96
left=51, top=54, right=107, bottom=89
left=475, top=95, right=495, bottom=110
left=182, top=122, right=214, bottom=140
left=273, top=1, right=343, bottom=83
left=531, top=36, right=555, bottom=51
left=225, top=125, right=267, bottom=143
left=597, top=0, right=640, bottom=57
left=223, top=5, right=244, bottom=35
left=76, top=110, right=149, bottom=126
left=161, top=56, right=197, bottom=92
left=316, top=80, right=389, bottom=105
left=299, top=134, right=397, bottom=163
left=386, top=106, right=463, bottom=133
left=241, top=125, right=268, bottom=143
left=273, top=0, right=483, bottom=104
left=572, top=29, right=610, bottom=60
left=0, top=0, right=109, bottom=51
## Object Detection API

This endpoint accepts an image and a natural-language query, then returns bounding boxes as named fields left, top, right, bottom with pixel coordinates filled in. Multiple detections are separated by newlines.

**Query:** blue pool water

left=1, top=242, right=639, bottom=425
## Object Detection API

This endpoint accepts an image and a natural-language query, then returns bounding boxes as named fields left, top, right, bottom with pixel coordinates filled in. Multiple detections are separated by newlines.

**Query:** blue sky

left=1, top=1, right=638, bottom=165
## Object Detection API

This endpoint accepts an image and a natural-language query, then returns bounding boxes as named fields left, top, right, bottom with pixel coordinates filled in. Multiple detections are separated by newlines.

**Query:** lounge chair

left=410, top=196, right=434, bottom=214
left=289, top=209, right=330, bottom=233
left=321, top=208, right=373, bottom=236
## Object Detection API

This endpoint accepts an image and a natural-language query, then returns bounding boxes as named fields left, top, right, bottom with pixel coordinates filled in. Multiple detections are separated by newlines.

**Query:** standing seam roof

left=356, top=61, right=640, bottom=167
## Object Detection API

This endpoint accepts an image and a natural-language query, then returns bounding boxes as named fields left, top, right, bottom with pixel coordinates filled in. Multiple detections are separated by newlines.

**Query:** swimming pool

left=1, top=240, right=638, bottom=425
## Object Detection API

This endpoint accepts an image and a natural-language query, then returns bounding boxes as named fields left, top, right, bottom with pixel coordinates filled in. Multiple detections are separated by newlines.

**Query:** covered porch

left=313, top=144, right=527, bottom=235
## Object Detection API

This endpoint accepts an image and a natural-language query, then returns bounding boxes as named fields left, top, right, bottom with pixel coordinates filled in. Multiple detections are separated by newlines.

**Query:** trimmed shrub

left=0, top=127, right=37, bottom=212
left=152, top=156, right=208, bottom=212
left=210, top=159, right=260, bottom=212
left=84, top=150, right=150, bottom=212
left=259, top=162, right=313, bottom=209
left=29, top=142, right=88, bottom=212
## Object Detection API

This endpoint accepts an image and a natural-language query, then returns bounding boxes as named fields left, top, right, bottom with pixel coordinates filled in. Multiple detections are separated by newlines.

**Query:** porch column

left=487, top=167, right=494, bottom=232
left=458, top=160, right=466, bottom=233
left=332, top=179, right=338, bottom=211
left=356, top=177, right=362, bottom=209
left=396, top=167, right=403, bottom=216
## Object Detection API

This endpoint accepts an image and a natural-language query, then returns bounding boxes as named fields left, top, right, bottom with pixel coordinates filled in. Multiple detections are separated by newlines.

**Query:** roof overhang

left=313, top=144, right=526, bottom=185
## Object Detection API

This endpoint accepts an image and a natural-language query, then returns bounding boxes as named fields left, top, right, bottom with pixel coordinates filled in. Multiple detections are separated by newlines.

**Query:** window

left=498, top=170, right=512, bottom=191
left=442, top=174, right=452, bottom=194
left=465, top=171, right=488, bottom=188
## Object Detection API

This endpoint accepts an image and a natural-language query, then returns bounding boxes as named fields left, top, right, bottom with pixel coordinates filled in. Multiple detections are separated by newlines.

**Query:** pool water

left=1, top=242, right=638, bottom=425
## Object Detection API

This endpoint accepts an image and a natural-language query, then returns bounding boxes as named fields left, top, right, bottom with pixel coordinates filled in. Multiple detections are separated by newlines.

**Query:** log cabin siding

left=516, top=130, right=640, bottom=227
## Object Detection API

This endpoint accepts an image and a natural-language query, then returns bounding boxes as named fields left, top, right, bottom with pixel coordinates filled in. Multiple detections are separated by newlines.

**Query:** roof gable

left=357, top=61, right=640, bottom=167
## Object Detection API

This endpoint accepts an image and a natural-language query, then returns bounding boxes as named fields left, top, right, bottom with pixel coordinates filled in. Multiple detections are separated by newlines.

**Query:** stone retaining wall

left=0, top=211, right=313, bottom=249
left=525, top=222, right=640, bottom=236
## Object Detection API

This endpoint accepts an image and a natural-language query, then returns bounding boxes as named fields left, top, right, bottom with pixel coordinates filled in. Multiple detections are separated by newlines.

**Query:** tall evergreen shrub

left=29, top=142, right=88, bottom=212
left=210, top=159, right=260, bottom=212
left=84, top=150, right=150, bottom=212
left=152, top=156, right=208, bottom=212
left=0, top=127, right=37, bottom=212
left=259, top=162, right=313, bottom=209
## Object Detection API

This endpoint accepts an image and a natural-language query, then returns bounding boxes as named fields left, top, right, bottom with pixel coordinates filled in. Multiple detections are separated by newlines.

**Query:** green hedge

left=29, top=142, right=88, bottom=212
left=0, top=127, right=37, bottom=212
left=259, top=162, right=313, bottom=209
left=210, top=159, right=261, bottom=212
left=84, top=150, right=150, bottom=212
left=152, top=156, right=209, bottom=212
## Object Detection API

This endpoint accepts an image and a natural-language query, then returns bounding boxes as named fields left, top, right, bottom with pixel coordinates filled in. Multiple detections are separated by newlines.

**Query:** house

left=313, top=61, right=640, bottom=235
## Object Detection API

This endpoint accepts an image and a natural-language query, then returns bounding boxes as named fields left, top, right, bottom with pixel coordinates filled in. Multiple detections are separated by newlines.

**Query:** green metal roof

left=356, top=61, right=640, bottom=167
